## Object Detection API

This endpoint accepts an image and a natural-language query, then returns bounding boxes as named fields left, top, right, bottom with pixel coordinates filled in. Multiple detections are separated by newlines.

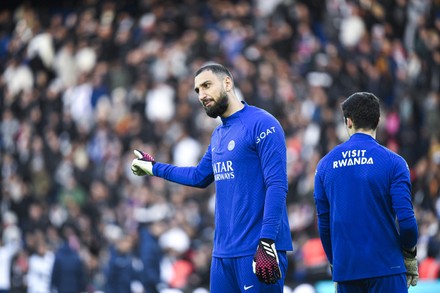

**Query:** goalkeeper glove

left=131, top=149, right=155, bottom=176
left=252, top=238, right=281, bottom=284
left=403, top=247, right=418, bottom=288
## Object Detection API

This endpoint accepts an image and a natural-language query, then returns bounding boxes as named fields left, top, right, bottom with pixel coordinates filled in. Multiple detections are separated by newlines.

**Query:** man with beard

left=131, top=63, right=292, bottom=292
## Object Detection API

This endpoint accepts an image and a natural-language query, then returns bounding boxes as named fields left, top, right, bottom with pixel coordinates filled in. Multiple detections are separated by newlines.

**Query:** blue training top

left=314, top=133, right=418, bottom=282
left=153, top=102, right=293, bottom=257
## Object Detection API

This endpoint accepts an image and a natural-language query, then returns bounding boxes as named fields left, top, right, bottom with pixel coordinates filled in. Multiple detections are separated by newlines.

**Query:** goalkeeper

left=132, top=63, right=293, bottom=292
left=313, top=92, right=419, bottom=292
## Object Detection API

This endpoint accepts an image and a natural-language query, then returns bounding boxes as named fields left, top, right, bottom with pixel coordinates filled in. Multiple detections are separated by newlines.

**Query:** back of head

left=341, top=92, right=380, bottom=130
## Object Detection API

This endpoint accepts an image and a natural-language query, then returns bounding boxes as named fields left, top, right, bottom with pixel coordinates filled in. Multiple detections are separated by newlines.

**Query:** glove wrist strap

left=403, top=247, right=417, bottom=258
left=260, top=238, right=275, bottom=245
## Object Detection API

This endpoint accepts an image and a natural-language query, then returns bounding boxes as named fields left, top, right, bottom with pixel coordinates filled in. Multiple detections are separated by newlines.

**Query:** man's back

left=314, top=133, right=415, bottom=281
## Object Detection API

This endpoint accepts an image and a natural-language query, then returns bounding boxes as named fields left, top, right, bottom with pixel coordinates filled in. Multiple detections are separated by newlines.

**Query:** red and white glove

left=252, top=238, right=281, bottom=284
left=131, top=149, right=155, bottom=176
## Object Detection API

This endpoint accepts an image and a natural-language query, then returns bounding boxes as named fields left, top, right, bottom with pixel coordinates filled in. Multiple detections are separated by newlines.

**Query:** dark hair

left=341, top=92, right=380, bottom=130
left=195, top=63, right=233, bottom=80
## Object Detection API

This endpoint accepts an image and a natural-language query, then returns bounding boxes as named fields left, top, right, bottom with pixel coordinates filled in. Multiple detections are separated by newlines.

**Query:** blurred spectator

left=10, top=249, right=28, bottom=293
left=159, top=227, right=192, bottom=290
left=50, top=225, right=86, bottom=293
left=21, top=201, right=50, bottom=239
left=301, top=237, right=329, bottom=284
left=0, top=225, right=21, bottom=292
left=137, top=223, right=163, bottom=293
left=26, top=238, right=54, bottom=293
left=104, top=234, right=139, bottom=293
left=419, top=237, right=440, bottom=280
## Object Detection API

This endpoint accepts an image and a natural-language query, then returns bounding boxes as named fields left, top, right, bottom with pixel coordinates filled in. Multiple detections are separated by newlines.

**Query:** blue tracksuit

left=314, top=133, right=418, bottom=282
left=153, top=102, right=293, bottom=257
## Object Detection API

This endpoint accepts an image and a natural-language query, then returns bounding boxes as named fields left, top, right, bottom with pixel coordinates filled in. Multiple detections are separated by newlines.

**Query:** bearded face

left=194, top=69, right=234, bottom=119
left=203, top=88, right=229, bottom=118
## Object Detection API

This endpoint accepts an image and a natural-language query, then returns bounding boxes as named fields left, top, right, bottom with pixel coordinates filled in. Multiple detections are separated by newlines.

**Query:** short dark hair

left=341, top=92, right=380, bottom=130
left=195, top=63, right=233, bottom=80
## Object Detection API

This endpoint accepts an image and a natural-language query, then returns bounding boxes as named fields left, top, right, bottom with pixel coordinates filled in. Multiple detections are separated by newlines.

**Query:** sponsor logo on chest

left=213, top=160, right=235, bottom=181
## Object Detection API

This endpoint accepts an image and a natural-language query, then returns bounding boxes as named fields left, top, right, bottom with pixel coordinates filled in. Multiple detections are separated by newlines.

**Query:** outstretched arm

left=132, top=146, right=214, bottom=188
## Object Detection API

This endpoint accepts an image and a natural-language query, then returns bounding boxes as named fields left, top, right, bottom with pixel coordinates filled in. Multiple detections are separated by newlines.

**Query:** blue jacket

left=154, top=103, right=293, bottom=257
left=314, top=133, right=418, bottom=282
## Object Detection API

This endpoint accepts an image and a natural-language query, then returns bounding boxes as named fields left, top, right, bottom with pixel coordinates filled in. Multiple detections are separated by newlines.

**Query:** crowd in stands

left=0, top=0, right=439, bottom=292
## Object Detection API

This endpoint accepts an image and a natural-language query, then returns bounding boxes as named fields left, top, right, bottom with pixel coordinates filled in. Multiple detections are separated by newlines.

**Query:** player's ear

left=224, top=76, right=233, bottom=91
left=346, top=117, right=353, bottom=129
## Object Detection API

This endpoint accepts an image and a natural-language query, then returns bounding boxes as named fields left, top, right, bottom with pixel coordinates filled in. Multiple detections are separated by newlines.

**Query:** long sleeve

left=153, top=146, right=214, bottom=188
left=391, top=156, right=418, bottom=249
left=314, top=163, right=333, bottom=264
left=254, top=118, right=288, bottom=241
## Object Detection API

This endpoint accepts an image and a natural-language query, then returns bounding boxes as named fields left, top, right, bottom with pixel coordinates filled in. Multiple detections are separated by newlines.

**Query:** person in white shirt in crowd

left=26, top=238, right=54, bottom=293
left=0, top=216, right=21, bottom=293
